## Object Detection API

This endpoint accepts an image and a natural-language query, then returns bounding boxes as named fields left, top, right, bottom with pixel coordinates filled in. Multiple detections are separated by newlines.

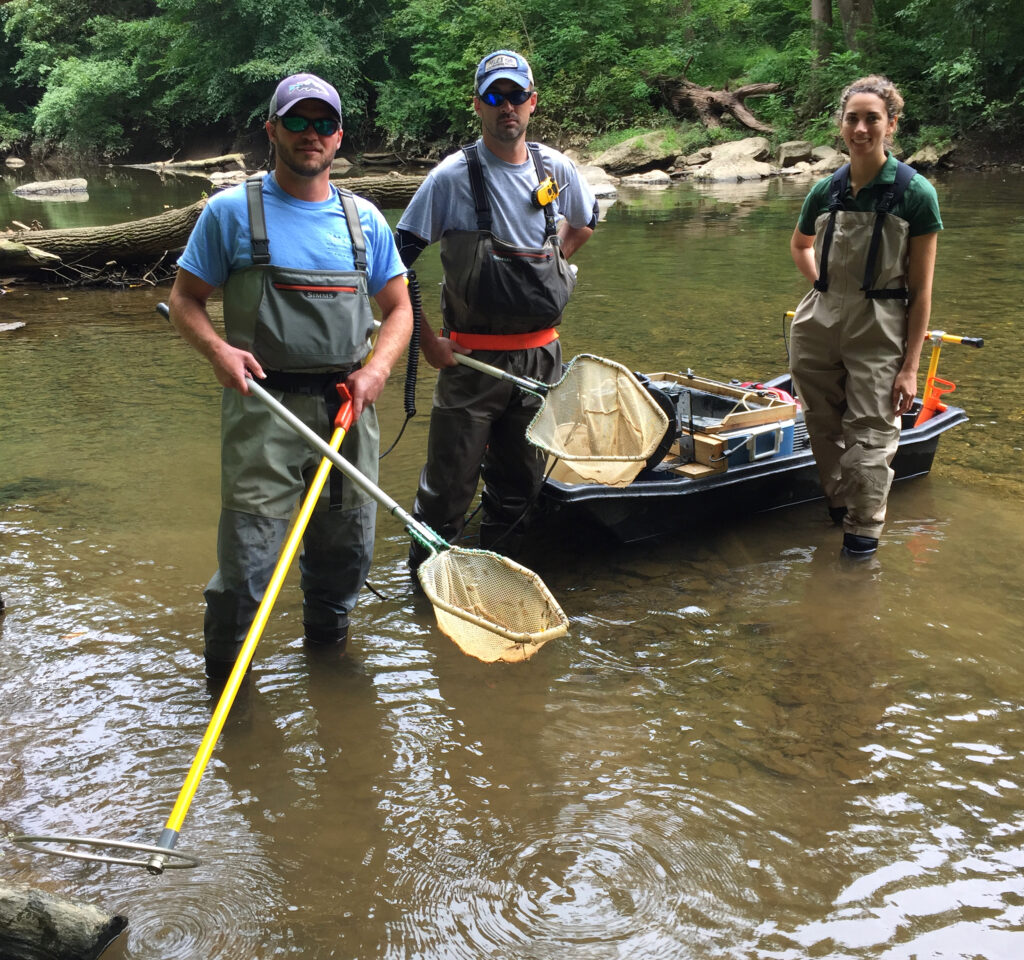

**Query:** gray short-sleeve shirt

left=397, top=139, right=597, bottom=248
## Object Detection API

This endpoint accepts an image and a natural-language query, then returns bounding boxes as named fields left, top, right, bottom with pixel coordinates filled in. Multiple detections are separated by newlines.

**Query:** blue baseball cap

left=268, top=73, right=342, bottom=123
left=475, top=50, right=534, bottom=94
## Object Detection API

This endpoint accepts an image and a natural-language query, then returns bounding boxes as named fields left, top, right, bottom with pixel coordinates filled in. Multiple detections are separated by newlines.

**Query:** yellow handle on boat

left=914, top=331, right=983, bottom=427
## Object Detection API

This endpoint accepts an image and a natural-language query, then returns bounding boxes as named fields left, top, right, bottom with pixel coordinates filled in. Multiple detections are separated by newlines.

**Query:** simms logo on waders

left=272, top=283, right=356, bottom=301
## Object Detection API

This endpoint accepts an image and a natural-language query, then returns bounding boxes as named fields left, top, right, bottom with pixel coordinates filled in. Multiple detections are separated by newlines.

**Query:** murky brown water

left=2, top=162, right=1023, bottom=958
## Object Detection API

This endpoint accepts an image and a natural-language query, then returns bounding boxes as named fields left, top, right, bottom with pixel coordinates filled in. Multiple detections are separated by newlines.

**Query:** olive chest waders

left=204, top=178, right=380, bottom=671
left=790, top=161, right=917, bottom=541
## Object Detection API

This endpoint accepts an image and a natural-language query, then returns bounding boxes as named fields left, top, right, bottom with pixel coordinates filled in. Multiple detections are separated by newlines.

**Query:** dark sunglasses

left=479, top=89, right=533, bottom=107
left=277, top=115, right=341, bottom=136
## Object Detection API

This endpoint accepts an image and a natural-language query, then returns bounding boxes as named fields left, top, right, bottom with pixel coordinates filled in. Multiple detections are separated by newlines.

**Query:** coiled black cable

left=379, top=268, right=423, bottom=459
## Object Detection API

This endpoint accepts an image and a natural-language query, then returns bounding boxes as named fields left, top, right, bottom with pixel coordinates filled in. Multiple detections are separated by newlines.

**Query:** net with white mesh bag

left=528, top=353, right=670, bottom=486
left=415, top=543, right=568, bottom=662
left=247, top=380, right=569, bottom=663
left=455, top=352, right=669, bottom=487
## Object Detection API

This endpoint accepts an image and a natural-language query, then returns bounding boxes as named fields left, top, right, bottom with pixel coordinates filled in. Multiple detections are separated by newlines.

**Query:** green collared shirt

left=797, top=153, right=943, bottom=238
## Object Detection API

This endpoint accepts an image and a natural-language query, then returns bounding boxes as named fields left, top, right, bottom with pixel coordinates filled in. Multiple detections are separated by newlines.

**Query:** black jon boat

left=539, top=371, right=968, bottom=545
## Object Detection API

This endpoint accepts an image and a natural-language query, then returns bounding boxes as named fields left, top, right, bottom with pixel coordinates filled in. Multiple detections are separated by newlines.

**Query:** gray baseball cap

left=268, top=73, right=342, bottom=122
left=475, top=50, right=534, bottom=94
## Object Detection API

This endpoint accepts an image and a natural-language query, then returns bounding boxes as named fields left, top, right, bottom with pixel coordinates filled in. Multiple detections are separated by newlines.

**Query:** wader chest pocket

left=228, top=177, right=374, bottom=370
left=463, top=235, right=575, bottom=330
left=252, top=268, right=374, bottom=369
left=488, top=249, right=553, bottom=263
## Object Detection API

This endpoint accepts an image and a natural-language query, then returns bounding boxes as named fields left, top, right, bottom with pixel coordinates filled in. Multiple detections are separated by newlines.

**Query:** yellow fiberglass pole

left=146, top=385, right=355, bottom=873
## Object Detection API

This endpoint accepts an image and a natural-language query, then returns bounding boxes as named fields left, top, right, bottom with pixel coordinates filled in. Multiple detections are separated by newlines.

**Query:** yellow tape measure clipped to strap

left=532, top=176, right=560, bottom=208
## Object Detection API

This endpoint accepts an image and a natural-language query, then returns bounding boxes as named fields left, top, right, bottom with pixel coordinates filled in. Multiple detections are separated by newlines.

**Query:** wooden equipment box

left=645, top=372, right=798, bottom=433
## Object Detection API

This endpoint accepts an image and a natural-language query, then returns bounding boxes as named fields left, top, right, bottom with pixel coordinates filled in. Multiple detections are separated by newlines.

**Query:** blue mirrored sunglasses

left=479, top=89, right=533, bottom=107
left=278, top=115, right=341, bottom=135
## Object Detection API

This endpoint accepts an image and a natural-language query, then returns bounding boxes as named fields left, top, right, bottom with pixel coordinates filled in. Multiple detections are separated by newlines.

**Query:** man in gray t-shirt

left=397, top=49, right=598, bottom=569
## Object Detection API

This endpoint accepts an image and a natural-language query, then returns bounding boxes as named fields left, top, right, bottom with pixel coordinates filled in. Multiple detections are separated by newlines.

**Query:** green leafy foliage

left=33, top=57, right=139, bottom=157
left=1, top=0, right=1022, bottom=158
left=0, top=107, right=30, bottom=153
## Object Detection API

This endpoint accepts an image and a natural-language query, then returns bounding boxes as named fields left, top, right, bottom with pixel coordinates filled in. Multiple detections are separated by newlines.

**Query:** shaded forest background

left=1, top=0, right=1022, bottom=162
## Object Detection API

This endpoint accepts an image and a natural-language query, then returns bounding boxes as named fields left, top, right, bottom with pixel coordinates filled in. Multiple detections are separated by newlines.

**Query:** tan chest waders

left=790, top=161, right=917, bottom=539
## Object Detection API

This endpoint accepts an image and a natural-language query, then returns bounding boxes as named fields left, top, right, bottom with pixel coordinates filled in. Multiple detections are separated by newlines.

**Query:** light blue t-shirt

left=178, top=173, right=405, bottom=296
left=397, top=140, right=597, bottom=248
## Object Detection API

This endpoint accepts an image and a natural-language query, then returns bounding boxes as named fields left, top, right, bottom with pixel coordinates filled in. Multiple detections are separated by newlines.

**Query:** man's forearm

left=366, top=303, right=413, bottom=379
left=559, top=223, right=593, bottom=259
left=167, top=288, right=223, bottom=360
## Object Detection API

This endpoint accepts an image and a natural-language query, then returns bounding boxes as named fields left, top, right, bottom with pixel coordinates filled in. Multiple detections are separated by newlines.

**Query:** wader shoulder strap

left=245, top=175, right=271, bottom=265
left=243, top=176, right=368, bottom=272
left=812, top=164, right=849, bottom=293
left=462, top=141, right=558, bottom=240
left=813, top=161, right=917, bottom=298
left=862, top=160, right=917, bottom=299
left=462, top=143, right=492, bottom=232
left=527, top=142, right=557, bottom=240
left=336, top=189, right=368, bottom=272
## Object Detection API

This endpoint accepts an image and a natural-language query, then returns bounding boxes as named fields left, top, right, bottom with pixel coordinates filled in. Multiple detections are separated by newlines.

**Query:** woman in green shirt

left=789, top=75, right=942, bottom=559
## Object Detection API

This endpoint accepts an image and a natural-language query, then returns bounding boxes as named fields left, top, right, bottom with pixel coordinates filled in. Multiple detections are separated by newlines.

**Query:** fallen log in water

left=330, top=170, right=425, bottom=209
left=0, top=239, right=63, bottom=270
left=0, top=171, right=426, bottom=283
left=2, top=200, right=206, bottom=268
left=122, top=153, right=247, bottom=175
left=0, top=882, right=128, bottom=960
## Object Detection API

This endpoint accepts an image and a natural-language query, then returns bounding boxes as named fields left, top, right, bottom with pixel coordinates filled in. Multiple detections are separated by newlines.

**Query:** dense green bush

left=0, top=107, right=30, bottom=153
left=2, top=0, right=1022, bottom=158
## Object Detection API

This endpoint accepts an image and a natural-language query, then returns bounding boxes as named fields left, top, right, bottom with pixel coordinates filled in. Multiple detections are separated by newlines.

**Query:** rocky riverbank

left=566, top=129, right=1022, bottom=199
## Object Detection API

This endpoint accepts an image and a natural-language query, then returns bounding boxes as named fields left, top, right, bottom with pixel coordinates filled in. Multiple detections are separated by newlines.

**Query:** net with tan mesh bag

left=415, top=544, right=568, bottom=662
left=248, top=380, right=569, bottom=663
left=454, top=352, right=670, bottom=487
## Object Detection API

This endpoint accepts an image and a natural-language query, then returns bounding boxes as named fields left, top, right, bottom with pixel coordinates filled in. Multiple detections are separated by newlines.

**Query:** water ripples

left=6, top=246, right=1024, bottom=958
left=384, top=801, right=743, bottom=959
left=107, top=857, right=282, bottom=960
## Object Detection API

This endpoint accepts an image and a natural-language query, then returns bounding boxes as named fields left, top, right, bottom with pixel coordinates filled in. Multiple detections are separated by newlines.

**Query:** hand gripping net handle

left=246, top=381, right=568, bottom=660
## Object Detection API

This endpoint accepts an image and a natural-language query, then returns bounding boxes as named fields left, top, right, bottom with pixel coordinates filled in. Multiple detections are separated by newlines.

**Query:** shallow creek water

left=1, top=162, right=1023, bottom=958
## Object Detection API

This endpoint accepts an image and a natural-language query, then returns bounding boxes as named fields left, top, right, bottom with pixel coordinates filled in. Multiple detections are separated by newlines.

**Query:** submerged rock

left=13, top=178, right=89, bottom=198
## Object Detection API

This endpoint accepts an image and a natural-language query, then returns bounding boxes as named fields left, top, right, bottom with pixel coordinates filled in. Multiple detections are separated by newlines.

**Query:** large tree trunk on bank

left=659, top=79, right=780, bottom=133
left=838, top=0, right=874, bottom=49
left=0, top=882, right=127, bottom=960
left=331, top=170, right=425, bottom=209
left=812, top=0, right=833, bottom=61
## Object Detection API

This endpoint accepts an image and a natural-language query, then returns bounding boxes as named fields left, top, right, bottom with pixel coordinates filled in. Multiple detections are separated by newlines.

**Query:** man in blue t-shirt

left=169, top=72, right=411, bottom=679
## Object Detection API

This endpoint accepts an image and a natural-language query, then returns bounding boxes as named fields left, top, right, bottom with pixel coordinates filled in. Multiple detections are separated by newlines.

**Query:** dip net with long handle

left=524, top=354, right=670, bottom=486
left=244, top=380, right=570, bottom=663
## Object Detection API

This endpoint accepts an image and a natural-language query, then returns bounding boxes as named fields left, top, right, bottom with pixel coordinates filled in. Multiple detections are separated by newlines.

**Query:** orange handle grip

left=335, top=383, right=355, bottom=431
left=914, top=376, right=956, bottom=426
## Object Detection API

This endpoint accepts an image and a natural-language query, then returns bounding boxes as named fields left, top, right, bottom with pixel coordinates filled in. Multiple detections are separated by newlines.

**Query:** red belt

left=446, top=328, right=559, bottom=350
